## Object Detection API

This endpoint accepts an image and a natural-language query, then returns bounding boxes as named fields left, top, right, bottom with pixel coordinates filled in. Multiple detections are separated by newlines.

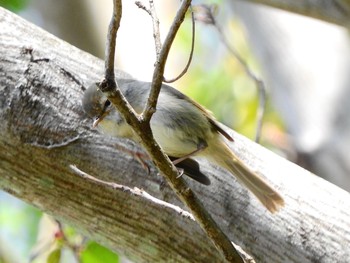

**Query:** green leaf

left=81, top=242, right=119, bottom=263
left=0, top=0, right=29, bottom=11
left=47, top=248, right=61, bottom=263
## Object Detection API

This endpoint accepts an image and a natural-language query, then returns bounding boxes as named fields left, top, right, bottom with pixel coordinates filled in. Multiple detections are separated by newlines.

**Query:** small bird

left=82, top=79, right=284, bottom=212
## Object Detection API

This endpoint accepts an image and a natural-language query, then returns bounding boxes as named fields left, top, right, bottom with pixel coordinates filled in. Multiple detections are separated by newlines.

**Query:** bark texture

left=1, top=7, right=350, bottom=263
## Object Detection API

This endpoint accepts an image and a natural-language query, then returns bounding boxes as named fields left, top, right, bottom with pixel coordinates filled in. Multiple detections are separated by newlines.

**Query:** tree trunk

left=1, top=7, right=350, bottom=263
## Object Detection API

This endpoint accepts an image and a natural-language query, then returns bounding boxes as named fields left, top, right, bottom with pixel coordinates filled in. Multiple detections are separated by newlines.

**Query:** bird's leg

left=134, top=151, right=151, bottom=174
left=172, top=139, right=208, bottom=165
left=114, top=143, right=151, bottom=174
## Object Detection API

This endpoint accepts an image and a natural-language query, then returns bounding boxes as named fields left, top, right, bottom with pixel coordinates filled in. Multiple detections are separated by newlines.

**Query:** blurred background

left=1, top=0, right=350, bottom=262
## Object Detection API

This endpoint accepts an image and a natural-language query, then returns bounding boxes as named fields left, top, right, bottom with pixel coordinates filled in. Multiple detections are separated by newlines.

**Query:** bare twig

left=135, top=0, right=162, bottom=58
left=254, top=80, right=266, bottom=143
left=100, top=0, right=141, bottom=126
left=193, top=4, right=266, bottom=142
left=232, top=243, right=256, bottom=263
left=69, top=165, right=195, bottom=220
left=104, top=0, right=122, bottom=82
left=163, top=5, right=196, bottom=83
left=216, top=23, right=266, bottom=142
left=135, top=1, right=151, bottom=16
left=149, top=0, right=162, bottom=58
left=99, top=1, right=244, bottom=262
left=142, top=0, right=191, bottom=122
left=138, top=0, right=196, bottom=84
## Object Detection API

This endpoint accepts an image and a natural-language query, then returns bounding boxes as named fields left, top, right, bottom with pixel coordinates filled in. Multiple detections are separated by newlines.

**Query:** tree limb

left=237, top=0, right=350, bottom=27
left=1, top=7, right=350, bottom=263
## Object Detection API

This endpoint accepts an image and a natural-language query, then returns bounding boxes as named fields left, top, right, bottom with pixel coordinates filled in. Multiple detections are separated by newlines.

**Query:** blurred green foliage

left=0, top=192, right=42, bottom=262
left=175, top=16, right=284, bottom=142
left=47, top=249, right=61, bottom=263
left=81, top=242, right=119, bottom=263
left=0, top=0, right=28, bottom=11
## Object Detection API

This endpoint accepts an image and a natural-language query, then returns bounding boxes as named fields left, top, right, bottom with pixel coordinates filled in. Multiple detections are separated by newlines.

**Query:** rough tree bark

left=1, top=7, right=350, bottom=263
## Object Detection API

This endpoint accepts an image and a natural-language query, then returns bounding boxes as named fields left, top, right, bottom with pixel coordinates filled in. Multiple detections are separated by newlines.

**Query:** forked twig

left=136, top=1, right=196, bottom=84
left=141, top=0, right=194, bottom=122
left=98, top=1, right=245, bottom=262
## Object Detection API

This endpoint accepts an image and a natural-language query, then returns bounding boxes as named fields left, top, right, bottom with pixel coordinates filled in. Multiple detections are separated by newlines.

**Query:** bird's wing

left=163, top=84, right=234, bottom=142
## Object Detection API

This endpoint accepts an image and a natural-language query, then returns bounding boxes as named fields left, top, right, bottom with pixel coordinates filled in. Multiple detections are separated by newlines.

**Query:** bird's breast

left=98, top=118, right=135, bottom=139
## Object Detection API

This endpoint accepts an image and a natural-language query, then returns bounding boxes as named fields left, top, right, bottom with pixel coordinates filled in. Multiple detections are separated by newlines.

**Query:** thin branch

left=143, top=1, right=244, bottom=261
left=135, top=0, right=162, bottom=58
left=163, top=5, right=196, bottom=83
left=104, top=0, right=122, bottom=82
left=254, top=80, right=266, bottom=143
left=232, top=243, right=256, bottom=263
left=99, top=1, right=245, bottom=262
left=193, top=4, right=266, bottom=142
left=149, top=0, right=162, bottom=58
left=100, top=0, right=141, bottom=127
left=135, top=1, right=151, bottom=16
left=137, top=1, right=195, bottom=84
left=141, top=0, right=191, bottom=122
left=69, top=165, right=195, bottom=221
left=215, top=22, right=266, bottom=142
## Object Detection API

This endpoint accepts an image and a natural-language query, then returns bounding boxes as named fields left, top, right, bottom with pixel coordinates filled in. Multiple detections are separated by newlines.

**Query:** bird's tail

left=208, top=140, right=284, bottom=213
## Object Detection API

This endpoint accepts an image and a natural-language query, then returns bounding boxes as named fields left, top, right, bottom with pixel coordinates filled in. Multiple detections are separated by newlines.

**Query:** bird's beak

left=92, top=117, right=102, bottom=128
left=92, top=111, right=108, bottom=128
